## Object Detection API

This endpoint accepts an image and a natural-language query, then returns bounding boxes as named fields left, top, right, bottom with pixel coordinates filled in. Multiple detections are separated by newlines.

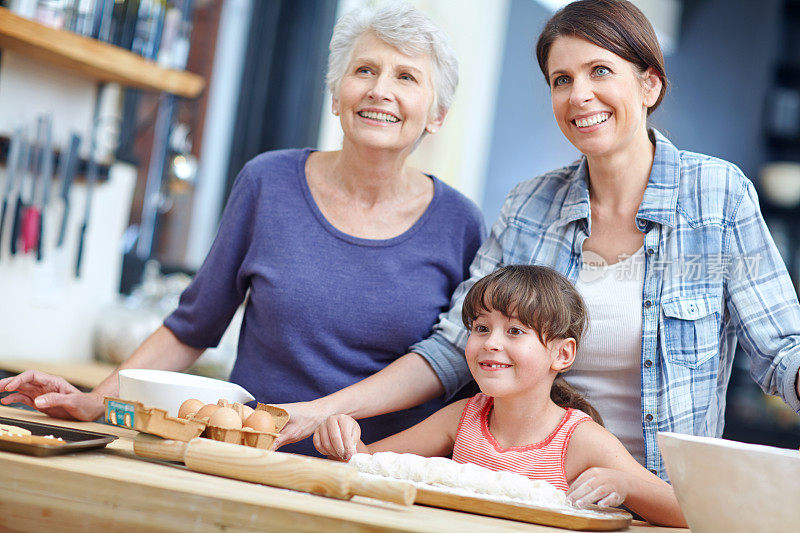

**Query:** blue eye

left=594, top=66, right=611, bottom=76
left=399, top=73, right=416, bottom=82
left=553, top=75, right=570, bottom=87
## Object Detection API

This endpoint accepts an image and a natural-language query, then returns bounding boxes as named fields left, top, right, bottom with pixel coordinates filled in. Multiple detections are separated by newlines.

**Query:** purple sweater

left=164, top=148, right=485, bottom=455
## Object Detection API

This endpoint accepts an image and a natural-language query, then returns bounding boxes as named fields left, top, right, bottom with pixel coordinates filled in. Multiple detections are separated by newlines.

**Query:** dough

left=349, top=452, right=568, bottom=507
left=0, top=423, right=32, bottom=437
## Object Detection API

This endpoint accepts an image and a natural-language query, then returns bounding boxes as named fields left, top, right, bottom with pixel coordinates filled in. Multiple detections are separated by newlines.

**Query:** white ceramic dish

left=118, top=369, right=255, bottom=417
left=658, top=431, right=800, bottom=533
left=760, top=161, right=800, bottom=208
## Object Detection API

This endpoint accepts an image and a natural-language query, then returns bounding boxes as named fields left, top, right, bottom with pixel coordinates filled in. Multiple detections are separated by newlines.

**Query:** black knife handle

left=10, top=197, right=23, bottom=256
left=57, top=202, right=70, bottom=248
left=0, top=199, right=8, bottom=257
left=75, top=221, right=87, bottom=277
left=36, top=213, right=44, bottom=261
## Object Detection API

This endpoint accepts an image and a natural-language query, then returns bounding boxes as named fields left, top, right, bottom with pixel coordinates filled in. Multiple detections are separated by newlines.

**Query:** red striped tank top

left=452, top=393, right=592, bottom=492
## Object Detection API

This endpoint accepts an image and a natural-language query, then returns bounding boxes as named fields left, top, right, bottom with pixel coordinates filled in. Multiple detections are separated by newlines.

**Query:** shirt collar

left=556, top=128, right=680, bottom=229
left=637, top=128, right=680, bottom=228
left=557, top=158, right=591, bottom=226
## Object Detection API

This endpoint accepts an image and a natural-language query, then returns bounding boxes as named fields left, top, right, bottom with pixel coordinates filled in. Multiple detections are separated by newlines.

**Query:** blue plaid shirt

left=411, top=129, right=800, bottom=479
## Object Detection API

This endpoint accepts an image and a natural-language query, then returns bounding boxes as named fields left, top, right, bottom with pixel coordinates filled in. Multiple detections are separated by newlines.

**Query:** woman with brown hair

left=277, top=0, right=800, bottom=484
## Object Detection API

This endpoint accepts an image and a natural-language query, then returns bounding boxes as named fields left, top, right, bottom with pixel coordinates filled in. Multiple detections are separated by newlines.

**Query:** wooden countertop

left=0, top=406, right=687, bottom=532
left=0, top=359, right=115, bottom=390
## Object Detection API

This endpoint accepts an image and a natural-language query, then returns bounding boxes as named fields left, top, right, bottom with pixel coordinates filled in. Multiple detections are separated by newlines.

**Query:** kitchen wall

left=481, top=0, right=782, bottom=223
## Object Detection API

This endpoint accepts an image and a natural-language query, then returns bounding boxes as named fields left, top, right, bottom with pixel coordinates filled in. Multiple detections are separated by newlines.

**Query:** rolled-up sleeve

left=726, top=180, right=800, bottom=412
left=411, top=195, right=514, bottom=399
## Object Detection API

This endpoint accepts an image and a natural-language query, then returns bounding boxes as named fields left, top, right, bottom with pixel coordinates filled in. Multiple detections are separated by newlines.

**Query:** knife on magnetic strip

left=0, top=127, right=24, bottom=258
left=133, top=434, right=416, bottom=506
left=21, top=115, right=51, bottom=256
left=75, top=83, right=105, bottom=278
left=55, top=134, right=81, bottom=249
left=35, top=115, right=55, bottom=261
left=9, top=134, right=31, bottom=257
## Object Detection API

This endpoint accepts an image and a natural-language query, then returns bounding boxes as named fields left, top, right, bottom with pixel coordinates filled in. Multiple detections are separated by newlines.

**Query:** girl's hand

left=0, top=370, right=106, bottom=421
left=567, top=467, right=631, bottom=508
left=313, top=414, right=363, bottom=461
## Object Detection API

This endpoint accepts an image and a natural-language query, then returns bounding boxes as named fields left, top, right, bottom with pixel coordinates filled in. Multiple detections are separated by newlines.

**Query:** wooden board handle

left=133, top=433, right=187, bottom=462
left=183, top=438, right=414, bottom=505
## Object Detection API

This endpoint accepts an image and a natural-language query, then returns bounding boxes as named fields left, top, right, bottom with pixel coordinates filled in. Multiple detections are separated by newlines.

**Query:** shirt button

left=644, top=359, right=653, bottom=368
left=644, top=300, right=652, bottom=308
left=647, top=248, right=655, bottom=255
left=645, top=413, right=654, bottom=422
left=650, top=469, right=658, bottom=475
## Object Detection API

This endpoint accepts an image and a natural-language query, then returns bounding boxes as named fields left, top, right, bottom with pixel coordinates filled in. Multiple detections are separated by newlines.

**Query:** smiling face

left=546, top=35, right=661, bottom=159
left=333, top=32, right=445, bottom=154
left=465, top=308, right=574, bottom=400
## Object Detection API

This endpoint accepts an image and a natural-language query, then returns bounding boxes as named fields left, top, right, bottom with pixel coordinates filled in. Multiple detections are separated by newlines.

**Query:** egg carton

left=104, top=397, right=206, bottom=441
left=198, top=401, right=289, bottom=450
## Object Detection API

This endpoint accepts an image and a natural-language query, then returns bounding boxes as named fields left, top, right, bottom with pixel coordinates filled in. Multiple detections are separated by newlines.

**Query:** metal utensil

left=75, top=83, right=105, bottom=277
left=21, top=115, right=51, bottom=256
left=36, top=115, right=56, bottom=261
left=56, top=134, right=82, bottom=249
left=9, top=133, right=32, bottom=256
left=0, top=127, right=24, bottom=258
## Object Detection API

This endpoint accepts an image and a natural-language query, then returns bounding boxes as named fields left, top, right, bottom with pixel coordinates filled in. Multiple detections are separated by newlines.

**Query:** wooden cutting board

left=134, top=434, right=632, bottom=531
left=415, top=486, right=631, bottom=531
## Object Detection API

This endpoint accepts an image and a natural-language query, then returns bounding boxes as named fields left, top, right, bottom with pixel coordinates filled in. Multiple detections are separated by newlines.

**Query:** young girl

left=314, top=265, right=686, bottom=527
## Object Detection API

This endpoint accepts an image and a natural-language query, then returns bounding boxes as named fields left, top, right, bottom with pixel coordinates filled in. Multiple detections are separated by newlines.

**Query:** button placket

left=641, top=224, right=661, bottom=476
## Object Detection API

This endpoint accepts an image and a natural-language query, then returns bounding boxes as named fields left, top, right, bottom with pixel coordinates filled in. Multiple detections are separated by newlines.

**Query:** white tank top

left=565, top=246, right=646, bottom=465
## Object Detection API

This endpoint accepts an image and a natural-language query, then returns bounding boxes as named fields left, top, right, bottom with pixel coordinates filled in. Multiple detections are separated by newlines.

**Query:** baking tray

left=0, top=416, right=118, bottom=456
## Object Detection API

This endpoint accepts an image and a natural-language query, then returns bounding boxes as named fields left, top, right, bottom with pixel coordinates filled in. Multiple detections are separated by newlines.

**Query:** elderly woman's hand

left=312, top=414, right=364, bottom=461
left=270, top=400, right=333, bottom=451
left=0, top=370, right=106, bottom=421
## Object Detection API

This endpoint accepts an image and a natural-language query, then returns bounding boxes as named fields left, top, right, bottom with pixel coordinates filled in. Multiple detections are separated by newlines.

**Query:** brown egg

left=244, top=410, right=276, bottom=433
left=239, top=404, right=255, bottom=420
left=195, top=403, right=221, bottom=420
left=208, top=407, right=243, bottom=429
left=178, top=398, right=204, bottom=419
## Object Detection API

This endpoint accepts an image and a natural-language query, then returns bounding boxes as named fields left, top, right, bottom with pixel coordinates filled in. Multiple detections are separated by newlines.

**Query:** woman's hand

left=312, top=414, right=363, bottom=461
left=567, top=467, right=631, bottom=508
left=270, top=400, right=332, bottom=451
left=0, top=370, right=106, bottom=421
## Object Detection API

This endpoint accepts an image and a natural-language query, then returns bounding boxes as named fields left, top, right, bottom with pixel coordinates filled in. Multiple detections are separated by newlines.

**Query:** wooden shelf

left=0, top=7, right=204, bottom=98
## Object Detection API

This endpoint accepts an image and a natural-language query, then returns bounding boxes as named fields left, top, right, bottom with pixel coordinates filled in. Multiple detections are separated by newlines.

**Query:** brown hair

left=462, top=265, right=603, bottom=424
left=535, top=0, right=667, bottom=115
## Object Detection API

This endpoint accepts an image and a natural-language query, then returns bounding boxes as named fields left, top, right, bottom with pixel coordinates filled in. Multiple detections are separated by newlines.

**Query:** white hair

left=326, top=2, right=459, bottom=116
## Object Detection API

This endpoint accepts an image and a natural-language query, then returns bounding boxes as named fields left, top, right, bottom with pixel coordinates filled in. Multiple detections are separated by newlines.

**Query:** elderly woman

left=277, top=0, right=800, bottom=483
left=0, top=3, right=484, bottom=456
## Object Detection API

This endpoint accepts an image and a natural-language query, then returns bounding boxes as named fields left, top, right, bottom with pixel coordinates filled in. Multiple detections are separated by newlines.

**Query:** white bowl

left=118, top=369, right=255, bottom=417
left=760, top=162, right=800, bottom=208
left=658, top=432, right=800, bottom=533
